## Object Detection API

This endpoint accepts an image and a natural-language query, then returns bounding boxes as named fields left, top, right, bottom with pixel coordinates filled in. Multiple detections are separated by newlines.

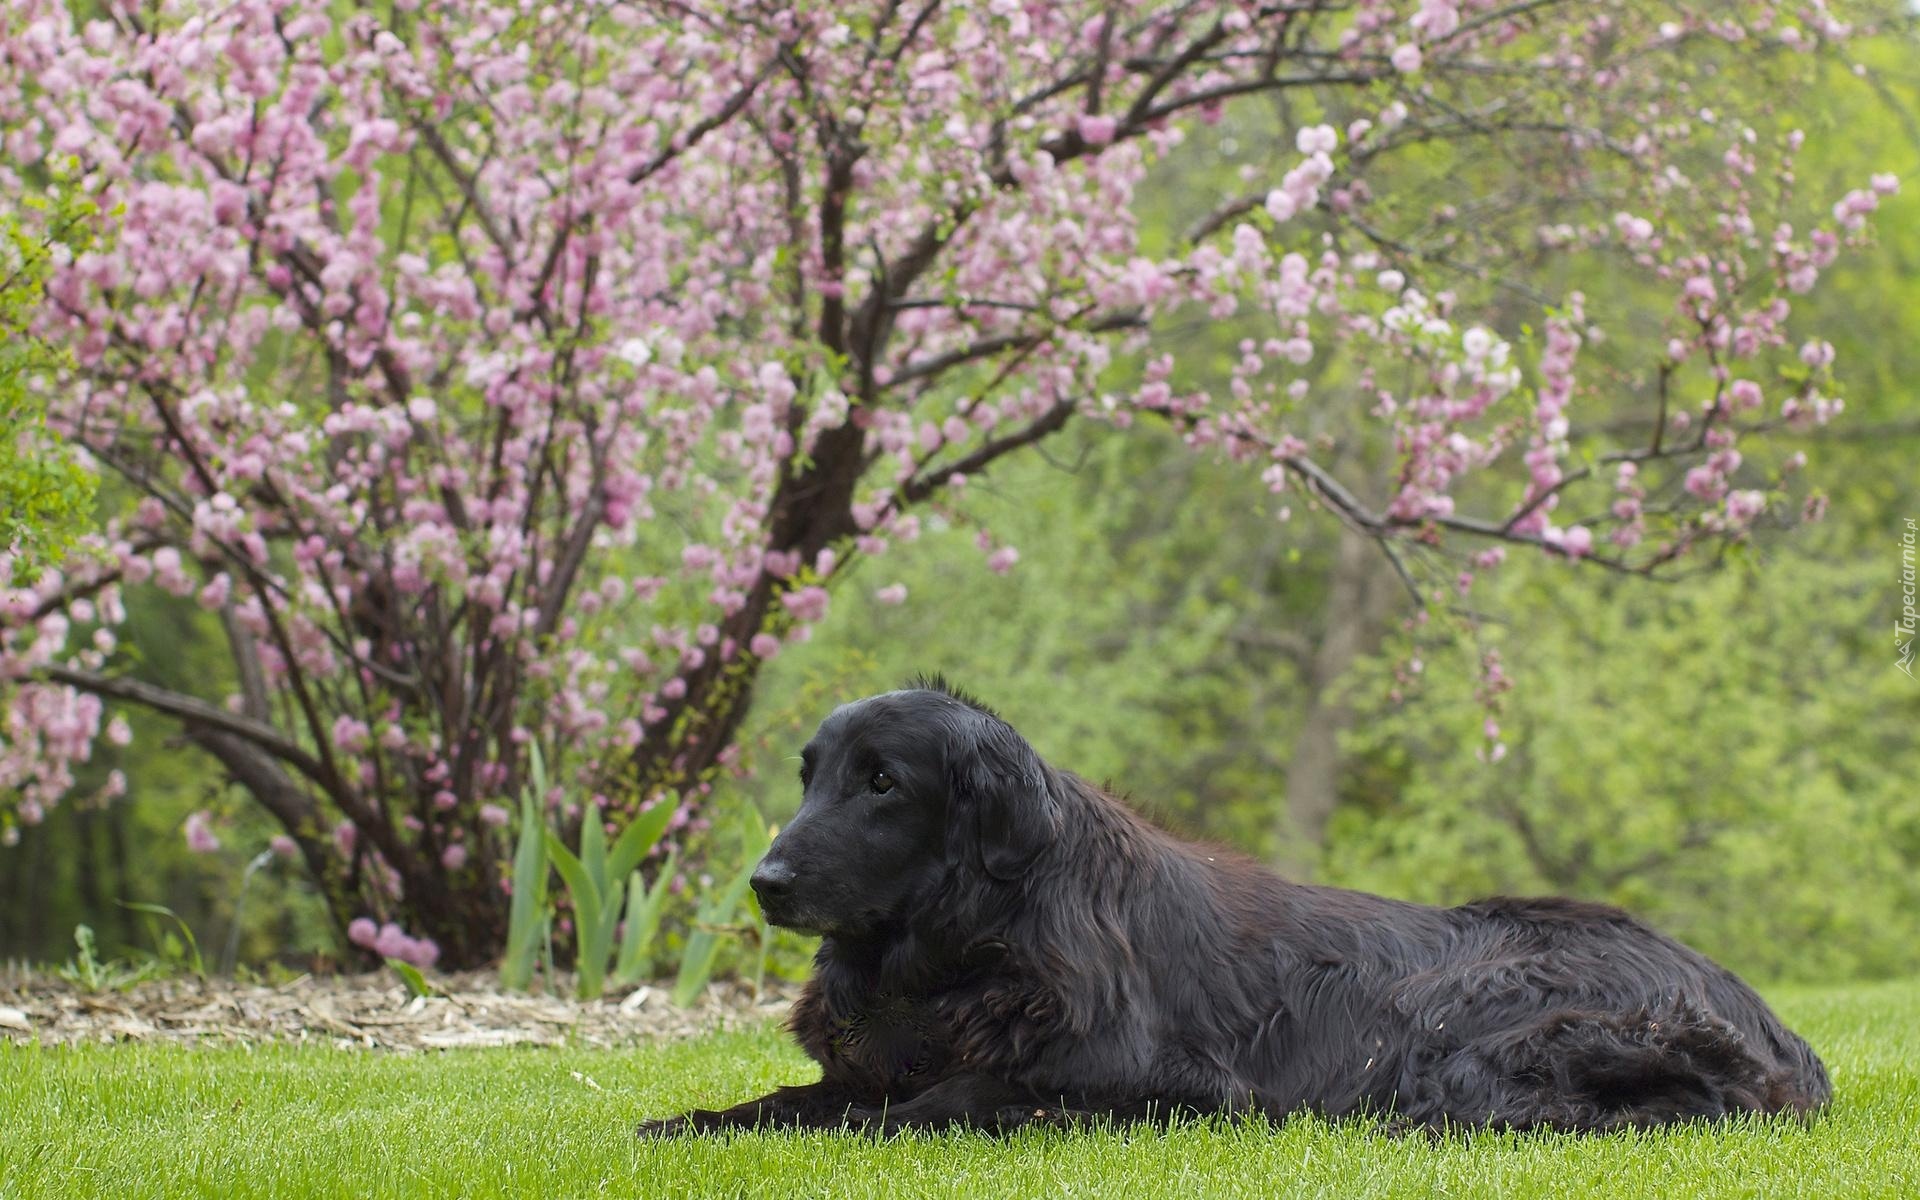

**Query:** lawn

left=2, top=978, right=1915, bottom=1199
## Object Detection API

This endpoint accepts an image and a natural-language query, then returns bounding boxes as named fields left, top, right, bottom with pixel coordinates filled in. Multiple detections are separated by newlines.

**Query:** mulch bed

left=0, top=966, right=798, bottom=1051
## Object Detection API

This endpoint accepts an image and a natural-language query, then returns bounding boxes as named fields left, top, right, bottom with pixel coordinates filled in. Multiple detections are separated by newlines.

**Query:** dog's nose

left=750, top=859, right=795, bottom=905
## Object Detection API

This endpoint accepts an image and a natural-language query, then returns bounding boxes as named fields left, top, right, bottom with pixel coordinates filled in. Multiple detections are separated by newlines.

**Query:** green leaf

left=545, top=830, right=609, bottom=999
left=117, top=901, right=205, bottom=978
left=500, top=788, right=550, bottom=992
left=606, top=801, right=675, bottom=884
left=580, top=803, right=608, bottom=898
left=670, top=932, right=723, bottom=1008
left=387, top=958, right=431, bottom=999
left=544, top=830, right=592, bottom=907
left=742, top=805, right=772, bottom=857
left=581, top=878, right=624, bottom=998
left=527, top=743, right=550, bottom=803
left=539, top=909, right=556, bottom=986
left=672, top=842, right=761, bottom=1008
left=613, top=849, right=678, bottom=986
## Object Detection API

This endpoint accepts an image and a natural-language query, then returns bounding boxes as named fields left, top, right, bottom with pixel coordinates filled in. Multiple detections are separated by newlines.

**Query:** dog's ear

left=948, top=714, right=1060, bottom=882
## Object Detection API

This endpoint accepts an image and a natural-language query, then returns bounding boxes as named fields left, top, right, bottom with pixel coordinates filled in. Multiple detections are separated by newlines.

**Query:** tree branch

left=884, top=310, right=1144, bottom=392
left=901, top=400, right=1078, bottom=504
left=37, top=665, right=331, bottom=785
left=184, top=726, right=340, bottom=923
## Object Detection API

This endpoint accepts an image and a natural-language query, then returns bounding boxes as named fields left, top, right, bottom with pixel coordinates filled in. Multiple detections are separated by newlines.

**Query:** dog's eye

left=869, top=771, right=895, bottom=795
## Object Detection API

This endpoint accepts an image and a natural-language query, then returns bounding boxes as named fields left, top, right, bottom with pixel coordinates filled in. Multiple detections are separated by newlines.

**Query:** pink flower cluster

left=347, top=917, right=441, bottom=968
left=183, top=810, right=220, bottom=855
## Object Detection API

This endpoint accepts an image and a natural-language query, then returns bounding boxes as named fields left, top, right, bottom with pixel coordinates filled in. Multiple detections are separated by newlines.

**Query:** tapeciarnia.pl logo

left=1900, top=518, right=1916, bottom=679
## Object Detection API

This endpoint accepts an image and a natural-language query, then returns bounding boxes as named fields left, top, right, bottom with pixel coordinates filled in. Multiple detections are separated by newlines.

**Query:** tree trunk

left=1273, top=527, right=1396, bottom=880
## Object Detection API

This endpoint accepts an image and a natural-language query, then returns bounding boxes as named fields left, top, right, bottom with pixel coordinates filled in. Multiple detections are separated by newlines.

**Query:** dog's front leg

left=842, top=1073, right=1071, bottom=1135
left=636, top=1081, right=867, bottom=1137
left=862, top=1080, right=1240, bottom=1134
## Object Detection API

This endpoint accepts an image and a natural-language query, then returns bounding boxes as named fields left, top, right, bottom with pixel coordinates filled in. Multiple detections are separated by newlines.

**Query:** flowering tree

left=0, top=0, right=1899, bottom=965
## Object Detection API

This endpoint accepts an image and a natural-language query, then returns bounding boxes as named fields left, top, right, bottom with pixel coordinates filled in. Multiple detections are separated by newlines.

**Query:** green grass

left=2, top=980, right=1916, bottom=1199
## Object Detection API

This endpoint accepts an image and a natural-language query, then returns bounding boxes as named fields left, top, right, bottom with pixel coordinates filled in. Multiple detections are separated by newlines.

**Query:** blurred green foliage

left=1, top=180, right=98, bottom=581
left=1327, top=541, right=1920, bottom=983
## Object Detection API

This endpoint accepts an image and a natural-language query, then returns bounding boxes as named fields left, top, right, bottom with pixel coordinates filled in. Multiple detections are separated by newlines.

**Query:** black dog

left=638, top=680, right=1829, bottom=1136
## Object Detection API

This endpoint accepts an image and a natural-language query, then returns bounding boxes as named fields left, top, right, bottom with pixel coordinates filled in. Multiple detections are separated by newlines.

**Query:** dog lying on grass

left=639, top=679, right=1830, bottom=1136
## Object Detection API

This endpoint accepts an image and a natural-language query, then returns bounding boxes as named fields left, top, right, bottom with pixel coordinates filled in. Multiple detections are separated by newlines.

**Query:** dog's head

left=749, top=679, right=1061, bottom=938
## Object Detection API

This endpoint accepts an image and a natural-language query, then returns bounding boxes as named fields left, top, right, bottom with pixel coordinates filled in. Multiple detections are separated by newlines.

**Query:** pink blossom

left=1294, top=125, right=1338, bottom=156
left=1411, top=0, right=1462, bottom=40
left=874, top=583, right=908, bottom=606
left=1685, top=466, right=1726, bottom=501
left=331, top=716, right=371, bottom=752
left=986, top=547, right=1020, bottom=574
left=780, top=586, right=830, bottom=624
left=1077, top=114, right=1118, bottom=146
left=1725, top=490, right=1767, bottom=523
left=1683, top=275, right=1718, bottom=304
left=373, top=923, right=410, bottom=959
left=348, top=917, right=379, bottom=948
left=1614, top=212, right=1655, bottom=243
left=1832, top=189, right=1880, bottom=232
left=270, top=835, right=300, bottom=860
left=183, top=810, right=220, bottom=854
left=1391, top=44, right=1423, bottom=73
left=441, top=844, right=468, bottom=871
left=478, top=803, right=511, bottom=828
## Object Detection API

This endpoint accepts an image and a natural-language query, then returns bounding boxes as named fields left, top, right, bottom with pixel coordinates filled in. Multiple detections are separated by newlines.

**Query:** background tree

left=0, top=0, right=1905, bottom=965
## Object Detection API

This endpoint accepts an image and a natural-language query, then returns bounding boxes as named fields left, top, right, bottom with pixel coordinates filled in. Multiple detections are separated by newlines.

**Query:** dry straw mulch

left=0, top=966, right=797, bottom=1051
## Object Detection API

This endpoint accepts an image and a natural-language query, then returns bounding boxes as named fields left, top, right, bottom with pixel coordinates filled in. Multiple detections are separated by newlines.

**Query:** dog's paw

left=993, top=1104, right=1073, bottom=1133
left=1369, top=1114, right=1446, bottom=1143
left=634, top=1114, right=694, bottom=1139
